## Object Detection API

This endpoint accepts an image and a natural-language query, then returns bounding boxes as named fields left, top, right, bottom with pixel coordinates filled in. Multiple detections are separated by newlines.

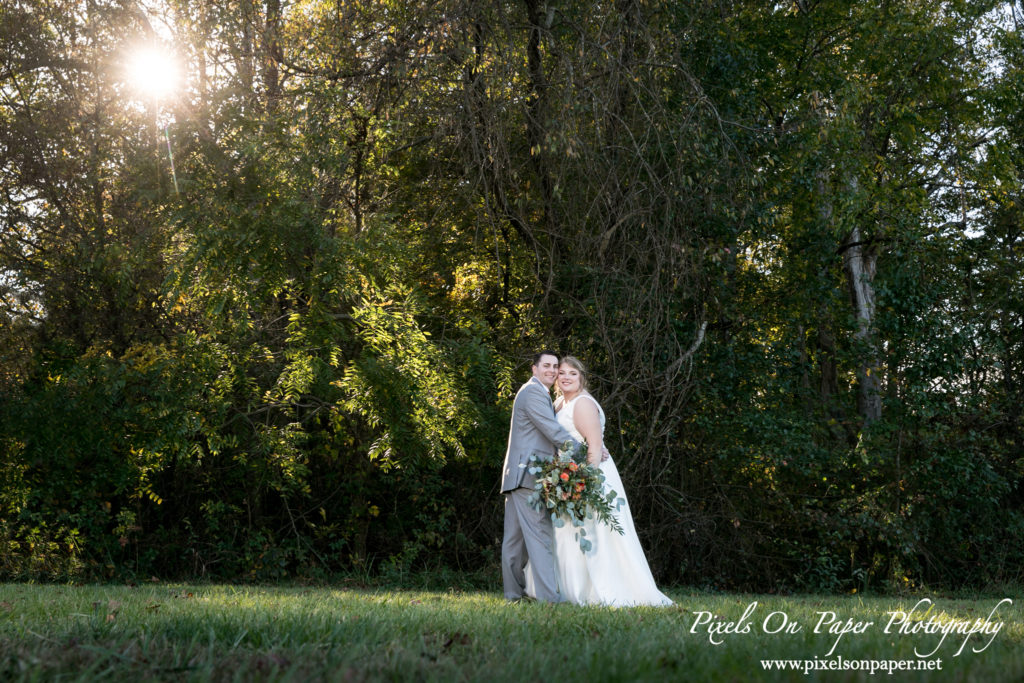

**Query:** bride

left=528, top=356, right=672, bottom=607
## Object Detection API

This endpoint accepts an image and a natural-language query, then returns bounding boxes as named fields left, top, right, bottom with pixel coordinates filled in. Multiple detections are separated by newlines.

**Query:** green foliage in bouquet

left=525, top=440, right=623, bottom=551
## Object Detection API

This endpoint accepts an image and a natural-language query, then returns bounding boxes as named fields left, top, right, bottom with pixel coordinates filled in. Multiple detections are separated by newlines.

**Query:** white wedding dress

left=526, top=393, right=672, bottom=607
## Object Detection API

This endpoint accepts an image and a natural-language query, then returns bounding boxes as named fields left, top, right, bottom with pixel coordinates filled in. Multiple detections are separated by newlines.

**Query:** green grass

left=1, top=584, right=1022, bottom=681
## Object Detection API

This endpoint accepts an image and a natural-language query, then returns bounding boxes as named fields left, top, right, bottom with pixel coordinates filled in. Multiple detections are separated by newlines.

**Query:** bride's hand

left=587, top=446, right=609, bottom=465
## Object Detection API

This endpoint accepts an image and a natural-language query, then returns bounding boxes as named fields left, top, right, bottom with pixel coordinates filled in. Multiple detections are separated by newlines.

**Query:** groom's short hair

left=532, top=350, right=560, bottom=366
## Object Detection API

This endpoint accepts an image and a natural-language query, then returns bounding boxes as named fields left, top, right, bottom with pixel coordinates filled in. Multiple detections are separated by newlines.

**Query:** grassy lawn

left=0, top=584, right=1022, bottom=681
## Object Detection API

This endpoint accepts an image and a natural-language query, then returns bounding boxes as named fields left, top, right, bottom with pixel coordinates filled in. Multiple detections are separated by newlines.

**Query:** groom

left=500, top=350, right=577, bottom=602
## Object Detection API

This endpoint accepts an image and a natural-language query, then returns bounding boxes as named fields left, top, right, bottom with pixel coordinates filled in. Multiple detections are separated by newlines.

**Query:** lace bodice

left=556, top=393, right=606, bottom=443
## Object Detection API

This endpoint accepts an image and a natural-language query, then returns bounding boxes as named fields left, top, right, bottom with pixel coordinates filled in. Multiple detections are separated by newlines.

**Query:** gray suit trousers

left=501, top=486, right=561, bottom=602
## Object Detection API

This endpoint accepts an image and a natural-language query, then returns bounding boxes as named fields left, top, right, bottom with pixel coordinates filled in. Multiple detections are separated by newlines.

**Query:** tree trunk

left=262, top=0, right=282, bottom=112
left=842, top=223, right=882, bottom=424
left=814, top=171, right=839, bottom=408
left=239, top=1, right=256, bottom=109
left=817, top=319, right=839, bottom=403
left=522, top=0, right=559, bottom=246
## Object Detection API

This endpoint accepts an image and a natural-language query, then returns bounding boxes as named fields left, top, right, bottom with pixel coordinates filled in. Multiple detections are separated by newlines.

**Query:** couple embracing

left=500, top=350, right=672, bottom=607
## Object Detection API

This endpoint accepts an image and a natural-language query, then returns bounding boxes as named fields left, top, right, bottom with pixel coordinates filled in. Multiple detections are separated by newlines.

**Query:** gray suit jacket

left=500, top=377, right=576, bottom=493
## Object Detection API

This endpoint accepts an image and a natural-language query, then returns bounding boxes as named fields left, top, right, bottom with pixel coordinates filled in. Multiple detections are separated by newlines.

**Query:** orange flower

left=560, top=471, right=570, bottom=481
left=575, top=481, right=585, bottom=492
left=568, top=462, right=578, bottom=472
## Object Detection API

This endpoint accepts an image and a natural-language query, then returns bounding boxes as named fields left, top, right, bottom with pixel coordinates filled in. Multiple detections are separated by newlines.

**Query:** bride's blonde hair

left=556, top=355, right=589, bottom=394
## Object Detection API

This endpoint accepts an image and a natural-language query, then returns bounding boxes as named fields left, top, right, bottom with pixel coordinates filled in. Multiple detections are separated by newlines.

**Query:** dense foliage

left=1, top=0, right=1022, bottom=591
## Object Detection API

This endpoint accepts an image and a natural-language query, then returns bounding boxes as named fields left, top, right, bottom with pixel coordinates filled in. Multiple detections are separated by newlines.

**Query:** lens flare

left=127, top=47, right=180, bottom=99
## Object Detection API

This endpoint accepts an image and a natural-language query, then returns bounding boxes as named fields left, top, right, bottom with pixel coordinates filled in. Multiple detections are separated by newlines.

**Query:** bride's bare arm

left=572, top=398, right=604, bottom=466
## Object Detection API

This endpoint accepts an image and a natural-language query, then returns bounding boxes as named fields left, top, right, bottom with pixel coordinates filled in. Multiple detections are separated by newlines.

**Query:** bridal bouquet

left=525, top=440, right=623, bottom=551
